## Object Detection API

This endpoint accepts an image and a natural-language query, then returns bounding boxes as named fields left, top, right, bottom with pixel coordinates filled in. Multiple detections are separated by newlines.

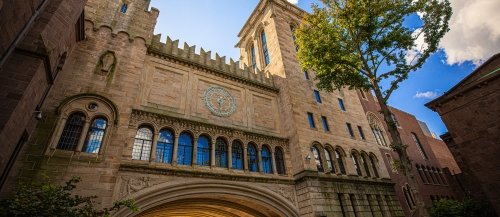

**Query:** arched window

left=247, top=143, right=258, bottom=172
left=312, top=146, right=323, bottom=172
left=262, top=146, right=273, bottom=174
left=132, top=127, right=153, bottom=161
left=261, top=30, right=270, bottom=66
left=215, top=138, right=228, bottom=168
left=352, top=152, right=362, bottom=176
left=197, top=135, right=210, bottom=166
left=324, top=148, right=336, bottom=173
left=426, top=166, right=436, bottom=184
left=156, top=129, right=174, bottom=164
left=275, top=147, right=286, bottom=175
left=369, top=155, right=379, bottom=178
left=177, top=132, right=193, bottom=165
left=57, top=112, right=86, bottom=151
left=232, top=141, right=243, bottom=170
left=361, top=154, right=372, bottom=177
left=403, top=184, right=416, bottom=210
left=416, top=164, right=427, bottom=183
left=120, top=3, right=128, bottom=13
left=335, top=149, right=346, bottom=174
left=367, top=113, right=388, bottom=147
left=82, top=118, right=107, bottom=153
left=411, top=132, right=428, bottom=160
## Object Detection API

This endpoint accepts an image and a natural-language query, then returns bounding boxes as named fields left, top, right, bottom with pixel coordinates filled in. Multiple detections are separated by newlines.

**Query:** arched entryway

left=113, top=180, right=299, bottom=217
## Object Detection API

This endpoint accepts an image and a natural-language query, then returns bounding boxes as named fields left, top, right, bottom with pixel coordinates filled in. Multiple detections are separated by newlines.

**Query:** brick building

left=0, top=0, right=86, bottom=190
left=426, top=53, right=500, bottom=215
left=357, top=91, right=463, bottom=216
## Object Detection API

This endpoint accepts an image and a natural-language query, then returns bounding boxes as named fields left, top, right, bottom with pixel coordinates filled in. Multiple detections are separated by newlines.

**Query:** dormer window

left=120, top=3, right=128, bottom=14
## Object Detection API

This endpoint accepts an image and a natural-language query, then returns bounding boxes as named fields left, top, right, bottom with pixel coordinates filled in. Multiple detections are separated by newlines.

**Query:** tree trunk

left=372, top=85, right=429, bottom=217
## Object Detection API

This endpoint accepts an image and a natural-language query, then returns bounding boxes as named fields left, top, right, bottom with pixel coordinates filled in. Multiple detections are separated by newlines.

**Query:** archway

left=113, top=180, right=299, bottom=217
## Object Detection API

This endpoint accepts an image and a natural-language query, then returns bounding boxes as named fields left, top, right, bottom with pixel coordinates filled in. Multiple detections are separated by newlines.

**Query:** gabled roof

left=426, top=53, right=500, bottom=109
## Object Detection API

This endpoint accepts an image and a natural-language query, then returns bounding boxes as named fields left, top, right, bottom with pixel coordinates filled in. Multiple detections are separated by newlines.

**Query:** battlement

left=148, top=34, right=277, bottom=91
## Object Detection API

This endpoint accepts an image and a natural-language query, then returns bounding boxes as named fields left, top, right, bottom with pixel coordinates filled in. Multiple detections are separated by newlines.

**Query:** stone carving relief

left=265, top=185, right=296, bottom=204
left=203, top=86, right=237, bottom=117
left=117, top=176, right=164, bottom=199
left=95, top=50, right=116, bottom=76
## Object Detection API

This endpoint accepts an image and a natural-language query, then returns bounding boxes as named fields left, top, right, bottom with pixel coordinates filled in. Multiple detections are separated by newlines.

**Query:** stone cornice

left=293, top=170, right=395, bottom=186
left=119, top=163, right=295, bottom=185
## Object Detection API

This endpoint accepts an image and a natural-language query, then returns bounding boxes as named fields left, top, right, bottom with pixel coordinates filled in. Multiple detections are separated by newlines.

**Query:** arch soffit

left=57, top=93, right=119, bottom=125
left=113, top=180, right=299, bottom=217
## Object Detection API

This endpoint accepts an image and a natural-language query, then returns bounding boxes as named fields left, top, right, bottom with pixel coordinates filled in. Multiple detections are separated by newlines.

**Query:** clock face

left=203, top=86, right=236, bottom=117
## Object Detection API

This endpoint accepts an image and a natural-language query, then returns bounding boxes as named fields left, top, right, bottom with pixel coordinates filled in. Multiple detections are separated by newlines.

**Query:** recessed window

left=83, top=118, right=107, bottom=153
left=197, top=135, right=211, bottom=166
left=338, top=98, right=346, bottom=111
left=250, top=44, right=257, bottom=70
left=321, top=116, right=330, bottom=132
left=360, top=90, right=367, bottom=99
left=352, top=153, right=362, bottom=176
left=346, top=123, right=354, bottom=137
left=231, top=141, right=244, bottom=170
left=312, top=146, right=323, bottom=172
left=261, top=30, right=270, bottom=66
left=177, top=132, right=193, bottom=165
left=314, top=90, right=322, bottom=103
left=304, top=70, right=310, bottom=80
left=57, top=112, right=85, bottom=151
left=290, top=25, right=299, bottom=51
left=120, top=3, right=128, bottom=14
left=215, top=138, right=228, bottom=168
left=262, top=146, right=273, bottom=174
left=156, top=129, right=174, bottom=164
left=307, top=112, right=315, bottom=128
left=132, top=127, right=153, bottom=161
left=391, top=113, right=400, bottom=127
left=247, top=143, right=259, bottom=172
left=357, top=126, right=366, bottom=140
left=411, top=132, right=428, bottom=160
left=275, top=147, right=286, bottom=175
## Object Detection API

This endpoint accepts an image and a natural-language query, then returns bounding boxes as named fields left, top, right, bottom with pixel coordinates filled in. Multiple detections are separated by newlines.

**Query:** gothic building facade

left=2, top=0, right=462, bottom=216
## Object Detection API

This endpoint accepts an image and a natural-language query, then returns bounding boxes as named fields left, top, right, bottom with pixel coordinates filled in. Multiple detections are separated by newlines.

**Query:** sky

left=149, top=0, right=499, bottom=136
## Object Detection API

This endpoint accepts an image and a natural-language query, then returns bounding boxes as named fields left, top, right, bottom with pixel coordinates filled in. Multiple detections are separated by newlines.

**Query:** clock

left=203, top=86, right=236, bottom=117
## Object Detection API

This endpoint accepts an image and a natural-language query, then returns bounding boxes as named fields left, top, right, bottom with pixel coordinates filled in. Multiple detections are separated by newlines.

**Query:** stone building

left=426, top=53, right=500, bottom=215
left=357, top=92, right=463, bottom=216
left=0, top=0, right=86, bottom=190
left=5, top=0, right=474, bottom=216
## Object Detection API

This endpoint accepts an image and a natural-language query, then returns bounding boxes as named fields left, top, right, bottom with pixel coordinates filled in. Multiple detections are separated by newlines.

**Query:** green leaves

left=295, top=0, right=452, bottom=100
left=0, top=177, right=139, bottom=217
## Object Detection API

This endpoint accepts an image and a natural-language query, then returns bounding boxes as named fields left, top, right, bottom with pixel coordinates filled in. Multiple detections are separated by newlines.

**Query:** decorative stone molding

left=129, top=109, right=289, bottom=150
left=264, top=185, right=296, bottom=204
left=117, top=175, right=164, bottom=199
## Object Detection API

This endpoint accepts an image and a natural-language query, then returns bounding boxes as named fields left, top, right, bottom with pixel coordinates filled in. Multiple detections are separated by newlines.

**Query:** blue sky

left=150, top=0, right=498, bottom=136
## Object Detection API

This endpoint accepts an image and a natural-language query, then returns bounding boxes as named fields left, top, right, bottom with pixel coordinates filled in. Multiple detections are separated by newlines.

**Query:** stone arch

left=57, top=93, right=119, bottom=125
left=113, top=180, right=299, bottom=217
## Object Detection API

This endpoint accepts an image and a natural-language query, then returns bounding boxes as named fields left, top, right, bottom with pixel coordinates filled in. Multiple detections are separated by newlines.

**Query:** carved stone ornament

left=265, top=185, right=296, bottom=204
left=203, top=86, right=236, bottom=117
left=118, top=176, right=164, bottom=199
left=95, top=51, right=116, bottom=76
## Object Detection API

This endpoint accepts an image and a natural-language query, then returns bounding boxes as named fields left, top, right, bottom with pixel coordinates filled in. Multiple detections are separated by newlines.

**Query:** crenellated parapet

left=148, top=35, right=277, bottom=91
left=84, top=0, right=159, bottom=44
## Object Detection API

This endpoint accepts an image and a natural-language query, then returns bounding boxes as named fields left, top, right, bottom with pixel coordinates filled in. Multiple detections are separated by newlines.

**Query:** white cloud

left=287, top=0, right=299, bottom=4
left=440, top=0, right=500, bottom=65
left=414, top=91, right=440, bottom=99
left=406, top=28, right=428, bottom=64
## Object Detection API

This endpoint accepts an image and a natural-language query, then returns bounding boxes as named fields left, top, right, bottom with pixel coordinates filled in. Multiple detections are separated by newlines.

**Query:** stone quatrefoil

left=203, top=86, right=236, bottom=117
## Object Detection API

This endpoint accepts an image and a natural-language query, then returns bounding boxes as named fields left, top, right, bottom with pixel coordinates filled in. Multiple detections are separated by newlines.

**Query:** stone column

left=228, top=140, right=232, bottom=169
left=211, top=138, right=216, bottom=167
left=192, top=137, right=198, bottom=166
left=150, top=132, right=159, bottom=163
left=243, top=144, right=248, bottom=171
left=258, top=147, right=263, bottom=173
left=76, top=120, right=91, bottom=152
left=49, top=117, right=67, bottom=150
left=172, top=133, right=180, bottom=166
left=271, top=148, right=277, bottom=175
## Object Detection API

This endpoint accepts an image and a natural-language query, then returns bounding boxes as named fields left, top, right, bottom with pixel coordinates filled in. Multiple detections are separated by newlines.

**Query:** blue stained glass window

left=314, top=90, right=322, bottom=103
left=156, top=129, right=174, bottom=164
left=232, top=141, right=244, bottom=170
left=262, top=146, right=272, bottom=174
left=338, top=98, right=346, bottom=111
left=307, top=112, right=315, bottom=128
left=215, top=138, right=228, bottom=168
left=275, top=147, right=286, bottom=175
left=83, top=118, right=107, bottom=153
left=120, top=3, right=128, bottom=13
left=248, top=144, right=258, bottom=172
left=197, top=135, right=210, bottom=166
left=261, top=31, right=270, bottom=65
left=58, top=112, right=85, bottom=151
left=177, top=132, right=193, bottom=165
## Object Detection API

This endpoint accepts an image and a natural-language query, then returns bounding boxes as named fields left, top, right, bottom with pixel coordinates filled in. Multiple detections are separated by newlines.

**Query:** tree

left=295, top=0, right=452, bottom=216
left=430, top=198, right=497, bottom=217
left=0, top=177, right=139, bottom=217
